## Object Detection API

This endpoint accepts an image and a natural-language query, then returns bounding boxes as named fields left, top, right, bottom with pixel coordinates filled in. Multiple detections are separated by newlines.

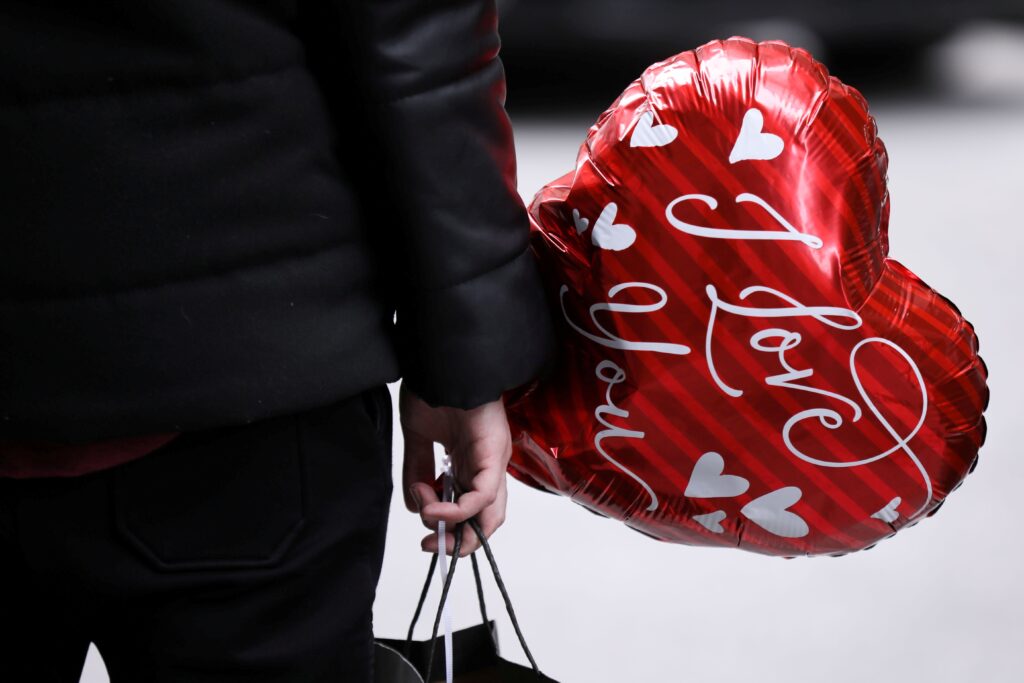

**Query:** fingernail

left=409, top=486, right=422, bottom=512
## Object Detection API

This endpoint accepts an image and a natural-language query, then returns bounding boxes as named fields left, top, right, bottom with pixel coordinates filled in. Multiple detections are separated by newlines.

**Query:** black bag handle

left=404, top=481, right=543, bottom=681
left=404, top=539, right=498, bottom=654
left=469, top=552, right=495, bottom=650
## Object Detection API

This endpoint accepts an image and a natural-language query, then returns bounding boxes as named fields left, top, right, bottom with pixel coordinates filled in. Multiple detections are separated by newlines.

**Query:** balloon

left=505, top=37, right=988, bottom=557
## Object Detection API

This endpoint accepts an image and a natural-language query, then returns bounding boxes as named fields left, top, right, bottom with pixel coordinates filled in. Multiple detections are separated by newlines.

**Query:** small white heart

left=693, top=510, right=727, bottom=534
left=741, top=487, right=809, bottom=538
left=684, top=452, right=750, bottom=498
left=871, top=497, right=902, bottom=524
left=572, top=208, right=590, bottom=234
left=729, top=108, right=784, bottom=164
left=591, top=202, right=636, bottom=251
left=630, top=111, right=678, bottom=148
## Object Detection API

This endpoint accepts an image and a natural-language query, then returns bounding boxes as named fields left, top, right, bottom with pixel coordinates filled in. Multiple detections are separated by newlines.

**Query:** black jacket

left=0, top=0, right=555, bottom=442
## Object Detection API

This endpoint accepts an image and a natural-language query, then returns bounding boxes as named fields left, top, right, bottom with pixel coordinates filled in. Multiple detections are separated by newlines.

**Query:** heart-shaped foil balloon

left=505, top=37, right=988, bottom=557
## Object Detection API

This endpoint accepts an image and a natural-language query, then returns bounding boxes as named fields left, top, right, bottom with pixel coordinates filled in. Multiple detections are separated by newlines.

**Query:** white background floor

left=80, top=23, right=1024, bottom=683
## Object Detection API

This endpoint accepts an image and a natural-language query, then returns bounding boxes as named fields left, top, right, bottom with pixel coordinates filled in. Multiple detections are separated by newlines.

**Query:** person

left=0, top=0, right=555, bottom=681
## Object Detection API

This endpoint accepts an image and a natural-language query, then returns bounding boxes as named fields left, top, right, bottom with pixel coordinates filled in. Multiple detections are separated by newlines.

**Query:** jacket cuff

left=396, top=247, right=556, bottom=409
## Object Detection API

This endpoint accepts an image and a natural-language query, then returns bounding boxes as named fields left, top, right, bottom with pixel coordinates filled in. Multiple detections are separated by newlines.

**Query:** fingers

left=461, top=477, right=507, bottom=556
left=420, top=465, right=509, bottom=557
left=409, top=478, right=441, bottom=522
left=420, top=434, right=509, bottom=526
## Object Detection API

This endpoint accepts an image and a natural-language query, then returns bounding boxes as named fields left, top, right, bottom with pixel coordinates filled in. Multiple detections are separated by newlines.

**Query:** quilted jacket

left=0, top=0, right=555, bottom=442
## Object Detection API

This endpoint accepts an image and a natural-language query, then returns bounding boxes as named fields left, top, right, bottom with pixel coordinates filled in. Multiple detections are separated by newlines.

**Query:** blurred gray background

left=81, top=7, right=1024, bottom=683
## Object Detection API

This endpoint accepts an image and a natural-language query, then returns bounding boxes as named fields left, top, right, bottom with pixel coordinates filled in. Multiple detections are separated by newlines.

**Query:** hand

left=400, top=384, right=512, bottom=557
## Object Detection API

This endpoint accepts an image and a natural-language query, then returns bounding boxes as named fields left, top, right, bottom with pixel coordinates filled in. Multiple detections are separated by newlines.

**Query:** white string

left=436, top=454, right=455, bottom=683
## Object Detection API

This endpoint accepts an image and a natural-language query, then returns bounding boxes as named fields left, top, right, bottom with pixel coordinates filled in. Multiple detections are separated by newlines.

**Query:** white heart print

left=693, top=510, right=727, bottom=534
left=729, top=108, right=784, bottom=164
left=871, top=497, right=902, bottom=524
left=630, top=111, right=678, bottom=148
left=591, top=202, right=636, bottom=251
left=740, top=487, right=809, bottom=538
left=684, top=452, right=750, bottom=498
left=572, top=208, right=590, bottom=235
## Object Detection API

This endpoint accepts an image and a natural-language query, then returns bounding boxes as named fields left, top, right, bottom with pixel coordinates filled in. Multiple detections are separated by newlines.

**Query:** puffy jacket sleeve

left=297, top=0, right=556, bottom=409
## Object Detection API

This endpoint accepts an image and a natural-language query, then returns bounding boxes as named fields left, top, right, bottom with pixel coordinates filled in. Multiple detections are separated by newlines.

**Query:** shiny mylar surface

left=505, top=38, right=988, bottom=557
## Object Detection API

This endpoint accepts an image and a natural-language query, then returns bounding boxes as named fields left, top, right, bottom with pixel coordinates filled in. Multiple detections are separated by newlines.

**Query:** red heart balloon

left=505, top=37, right=988, bottom=557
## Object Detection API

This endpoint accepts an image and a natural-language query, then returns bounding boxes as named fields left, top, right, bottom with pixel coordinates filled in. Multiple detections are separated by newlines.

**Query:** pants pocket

left=111, top=411, right=306, bottom=572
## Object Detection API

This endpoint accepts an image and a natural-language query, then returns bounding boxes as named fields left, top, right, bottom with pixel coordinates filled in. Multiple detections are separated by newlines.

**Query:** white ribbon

left=436, top=454, right=455, bottom=683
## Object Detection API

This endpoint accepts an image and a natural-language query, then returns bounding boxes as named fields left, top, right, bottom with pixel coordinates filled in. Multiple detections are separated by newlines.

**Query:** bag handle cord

left=405, top=479, right=542, bottom=681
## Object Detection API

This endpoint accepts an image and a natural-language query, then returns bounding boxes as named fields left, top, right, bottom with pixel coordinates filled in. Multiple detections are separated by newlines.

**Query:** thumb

left=402, top=431, right=438, bottom=513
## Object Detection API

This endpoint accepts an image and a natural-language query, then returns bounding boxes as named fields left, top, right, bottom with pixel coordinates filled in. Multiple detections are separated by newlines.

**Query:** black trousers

left=0, top=385, right=394, bottom=682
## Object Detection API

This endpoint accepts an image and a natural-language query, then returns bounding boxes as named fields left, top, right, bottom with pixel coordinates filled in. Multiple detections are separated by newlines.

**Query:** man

left=0, top=0, right=554, bottom=681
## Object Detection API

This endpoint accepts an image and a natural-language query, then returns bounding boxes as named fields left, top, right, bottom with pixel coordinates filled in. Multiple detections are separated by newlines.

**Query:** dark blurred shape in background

left=498, top=0, right=1024, bottom=111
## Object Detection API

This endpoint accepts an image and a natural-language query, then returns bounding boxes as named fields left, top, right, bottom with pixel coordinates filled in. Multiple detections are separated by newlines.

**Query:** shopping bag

left=374, top=514, right=558, bottom=683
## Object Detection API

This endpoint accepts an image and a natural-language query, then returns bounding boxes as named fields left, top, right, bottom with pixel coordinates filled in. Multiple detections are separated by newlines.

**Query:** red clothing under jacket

left=0, top=433, right=181, bottom=478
